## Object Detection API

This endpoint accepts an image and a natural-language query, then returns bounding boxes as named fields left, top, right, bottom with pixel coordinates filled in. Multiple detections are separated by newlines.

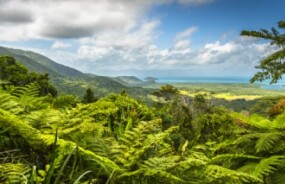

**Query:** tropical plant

left=241, top=20, right=285, bottom=84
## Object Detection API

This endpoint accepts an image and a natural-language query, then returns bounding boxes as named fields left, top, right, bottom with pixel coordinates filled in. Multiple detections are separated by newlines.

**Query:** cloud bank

left=0, top=0, right=274, bottom=77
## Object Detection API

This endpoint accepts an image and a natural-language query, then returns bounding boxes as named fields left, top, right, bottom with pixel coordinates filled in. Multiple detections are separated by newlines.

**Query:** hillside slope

left=114, top=76, right=144, bottom=86
left=0, top=46, right=152, bottom=99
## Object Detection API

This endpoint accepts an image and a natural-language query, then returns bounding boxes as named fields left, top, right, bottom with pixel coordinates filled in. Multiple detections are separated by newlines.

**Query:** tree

left=241, top=20, right=285, bottom=84
left=0, top=56, right=58, bottom=96
left=268, top=98, right=285, bottom=118
left=193, top=93, right=209, bottom=115
left=82, top=88, right=97, bottom=103
left=152, top=84, right=179, bottom=101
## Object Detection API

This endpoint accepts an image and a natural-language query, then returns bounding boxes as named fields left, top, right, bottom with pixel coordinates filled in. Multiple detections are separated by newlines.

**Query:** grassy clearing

left=180, top=90, right=262, bottom=101
left=144, top=83, right=285, bottom=100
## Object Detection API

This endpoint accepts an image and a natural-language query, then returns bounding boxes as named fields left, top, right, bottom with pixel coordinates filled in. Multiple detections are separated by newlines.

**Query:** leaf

left=253, top=156, right=285, bottom=179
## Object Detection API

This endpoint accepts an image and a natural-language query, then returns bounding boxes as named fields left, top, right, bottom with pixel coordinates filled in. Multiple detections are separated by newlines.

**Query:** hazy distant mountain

left=0, top=46, right=153, bottom=98
left=114, top=76, right=144, bottom=86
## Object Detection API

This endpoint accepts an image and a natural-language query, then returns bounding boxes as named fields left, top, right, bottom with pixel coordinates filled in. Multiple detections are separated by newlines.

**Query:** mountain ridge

left=0, top=46, right=153, bottom=99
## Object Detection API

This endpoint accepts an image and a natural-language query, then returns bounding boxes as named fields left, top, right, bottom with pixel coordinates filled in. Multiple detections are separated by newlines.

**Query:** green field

left=144, top=83, right=285, bottom=100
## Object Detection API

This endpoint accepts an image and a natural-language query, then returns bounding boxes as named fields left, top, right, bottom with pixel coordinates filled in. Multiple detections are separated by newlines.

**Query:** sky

left=0, top=0, right=284, bottom=78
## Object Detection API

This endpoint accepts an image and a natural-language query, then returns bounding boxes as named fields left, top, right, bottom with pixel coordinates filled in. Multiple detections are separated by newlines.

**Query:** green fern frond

left=255, top=132, right=284, bottom=153
left=89, top=138, right=113, bottom=157
left=238, top=157, right=285, bottom=181
left=0, top=163, right=31, bottom=184
left=235, top=132, right=285, bottom=153
left=11, top=82, right=40, bottom=98
left=210, top=154, right=261, bottom=165
left=141, top=156, right=181, bottom=170
left=112, top=119, right=177, bottom=170
left=188, top=150, right=210, bottom=162
left=0, top=109, right=120, bottom=175
left=22, top=109, right=62, bottom=132
left=118, top=168, right=185, bottom=183
left=267, top=166, right=285, bottom=184
left=205, top=165, right=262, bottom=184
left=144, top=168, right=185, bottom=183
left=25, top=83, right=40, bottom=97
left=238, top=162, right=259, bottom=174
left=253, top=155, right=285, bottom=179
left=234, top=133, right=262, bottom=146
left=0, top=94, right=23, bottom=114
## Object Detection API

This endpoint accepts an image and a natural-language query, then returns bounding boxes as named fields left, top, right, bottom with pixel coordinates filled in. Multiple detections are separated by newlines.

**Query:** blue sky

left=0, top=0, right=284, bottom=78
left=154, top=0, right=285, bottom=47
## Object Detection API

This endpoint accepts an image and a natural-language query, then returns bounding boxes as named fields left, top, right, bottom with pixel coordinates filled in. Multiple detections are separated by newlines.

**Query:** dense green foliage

left=241, top=20, right=285, bottom=84
left=0, top=56, right=57, bottom=96
left=1, top=75, right=285, bottom=183
left=81, top=88, right=98, bottom=104
left=2, top=19, right=285, bottom=183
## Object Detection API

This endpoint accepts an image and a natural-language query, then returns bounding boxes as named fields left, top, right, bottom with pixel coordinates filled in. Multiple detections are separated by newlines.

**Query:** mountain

left=0, top=46, right=153, bottom=99
left=114, top=76, right=144, bottom=86
left=0, top=46, right=84, bottom=78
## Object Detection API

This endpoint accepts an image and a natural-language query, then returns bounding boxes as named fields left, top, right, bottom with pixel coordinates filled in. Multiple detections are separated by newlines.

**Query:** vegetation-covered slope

left=114, top=76, right=144, bottom=86
left=1, top=57, right=285, bottom=183
left=0, top=47, right=153, bottom=99
left=0, top=46, right=84, bottom=78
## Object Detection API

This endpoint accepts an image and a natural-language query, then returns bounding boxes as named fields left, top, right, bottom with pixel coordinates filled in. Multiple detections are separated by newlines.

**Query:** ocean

left=157, top=77, right=251, bottom=84
left=156, top=77, right=285, bottom=90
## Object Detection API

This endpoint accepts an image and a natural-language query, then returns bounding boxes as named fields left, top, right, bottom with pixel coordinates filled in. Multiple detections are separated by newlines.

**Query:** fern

left=0, top=108, right=120, bottom=175
left=112, top=119, right=173, bottom=167
left=22, top=109, right=62, bottom=133
left=119, top=168, right=185, bottom=183
left=0, top=93, right=23, bottom=114
left=0, top=163, right=31, bottom=184
left=231, top=112, right=285, bottom=130
left=253, top=156, right=285, bottom=179
left=204, top=165, right=262, bottom=184
left=234, top=132, right=285, bottom=153
left=237, top=156, right=285, bottom=182
left=255, top=132, right=284, bottom=153
left=267, top=166, right=285, bottom=184
left=210, top=154, right=261, bottom=165
left=11, top=82, right=40, bottom=98
left=120, top=157, right=188, bottom=183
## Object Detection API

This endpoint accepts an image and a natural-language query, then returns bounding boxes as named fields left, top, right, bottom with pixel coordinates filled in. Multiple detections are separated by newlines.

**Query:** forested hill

left=0, top=46, right=153, bottom=98
left=0, top=46, right=84, bottom=78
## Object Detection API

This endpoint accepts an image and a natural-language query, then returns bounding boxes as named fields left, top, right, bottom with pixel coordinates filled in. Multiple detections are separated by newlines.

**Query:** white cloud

left=0, top=0, right=154, bottom=40
left=175, top=27, right=198, bottom=41
left=0, top=25, right=28, bottom=41
left=0, top=0, right=215, bottom=41
left=51, top=41, right=71, bottom=50
left=174, top=40, right=191, bottom=49
left=77, top=46, right=113, bottom=60
left=80, top=20, right=160, bottom=49
left=1, top=0, right=269, bottom=78
left=177, top=0, right=215, bottom=5
left=66, top=36, right=276, bottom=77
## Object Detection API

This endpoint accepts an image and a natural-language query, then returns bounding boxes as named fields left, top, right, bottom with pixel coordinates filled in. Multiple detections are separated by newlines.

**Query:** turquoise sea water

left=157, top=77, right=251, bottom=84
left=156, top=77, right=285, bottom=90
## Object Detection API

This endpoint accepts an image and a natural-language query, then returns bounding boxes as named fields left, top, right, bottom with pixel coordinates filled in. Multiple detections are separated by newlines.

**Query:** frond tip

left=253, top=156, right=285, bottom=179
